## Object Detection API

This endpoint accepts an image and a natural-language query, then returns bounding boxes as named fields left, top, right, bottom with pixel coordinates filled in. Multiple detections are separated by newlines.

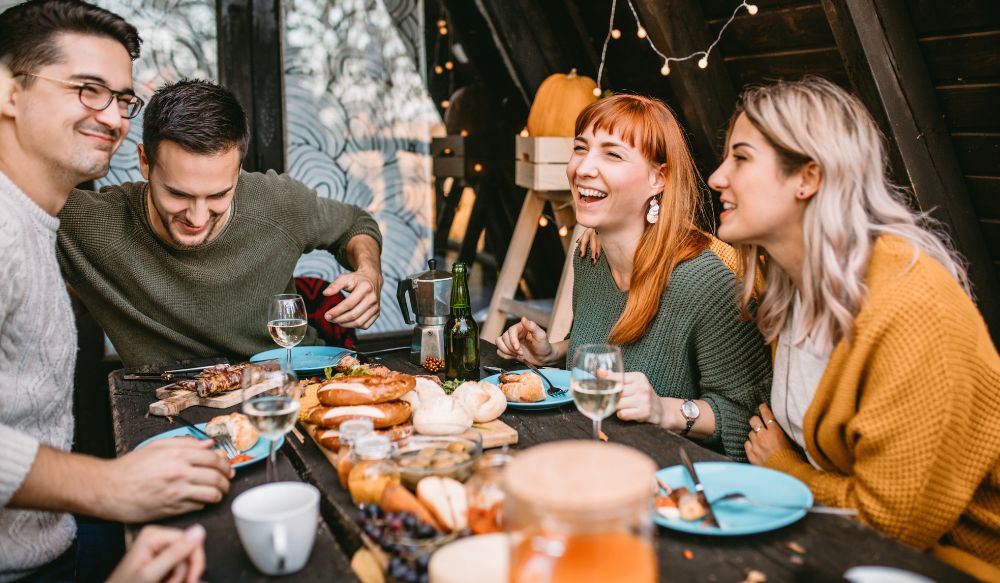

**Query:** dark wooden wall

left=432, top=0, right=1000, bottom=339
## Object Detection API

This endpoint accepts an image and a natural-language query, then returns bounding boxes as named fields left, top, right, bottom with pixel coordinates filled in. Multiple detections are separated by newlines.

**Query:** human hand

left=496, top=317, right=553, bottom=366
left=323, top=268, right=383, bottom=329
left=615, top=372, right=665, bottom=425
left=101, top=438, right=232, bottom=522
left=576, top=228, right=601, bottom=263
left=107, top=524, right=206, bottom=583
left=745, top=404, right=796, bottom=466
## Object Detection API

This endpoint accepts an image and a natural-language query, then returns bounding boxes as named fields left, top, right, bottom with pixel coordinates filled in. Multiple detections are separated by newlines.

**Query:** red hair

left=575, top=95, right=710, bottom=345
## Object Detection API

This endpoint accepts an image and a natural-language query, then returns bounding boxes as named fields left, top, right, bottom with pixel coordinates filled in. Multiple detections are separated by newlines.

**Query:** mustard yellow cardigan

left=765, top=236, right=1000, bottom=581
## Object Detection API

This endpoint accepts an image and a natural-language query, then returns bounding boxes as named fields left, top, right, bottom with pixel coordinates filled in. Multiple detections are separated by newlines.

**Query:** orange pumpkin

left=526, top=68, right=599, bottom=137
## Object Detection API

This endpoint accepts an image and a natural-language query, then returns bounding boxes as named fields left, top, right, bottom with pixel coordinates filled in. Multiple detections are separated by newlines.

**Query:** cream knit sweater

left=0, top=171, right=77, bottom=581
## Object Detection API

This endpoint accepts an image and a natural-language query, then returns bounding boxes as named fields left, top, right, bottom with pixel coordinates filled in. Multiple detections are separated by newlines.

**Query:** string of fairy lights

left=432, top=0, right=759, bottom=106
left=430, top=1, right=759, bottom=235
left=594, top=0, right=759, bottom=95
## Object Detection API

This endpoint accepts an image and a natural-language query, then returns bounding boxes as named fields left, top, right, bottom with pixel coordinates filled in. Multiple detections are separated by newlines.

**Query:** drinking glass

left=570, top=344, right=624, bottom=440
left=268, top=294, right=307, bottom=371
left=241, top=365, right=302, bottom=481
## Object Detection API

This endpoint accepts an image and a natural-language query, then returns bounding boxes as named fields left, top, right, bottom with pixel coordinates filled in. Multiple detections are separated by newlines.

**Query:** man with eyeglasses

left=0, top=1, right=227, bottom=581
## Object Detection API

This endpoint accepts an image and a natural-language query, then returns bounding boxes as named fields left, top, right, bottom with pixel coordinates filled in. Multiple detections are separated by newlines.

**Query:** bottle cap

left=339, top=419, right=375, bottom=446
left=353, top=434, right=392, bottom=460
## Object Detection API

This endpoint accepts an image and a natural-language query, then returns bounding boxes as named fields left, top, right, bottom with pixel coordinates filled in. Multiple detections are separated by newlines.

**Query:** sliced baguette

left=416, top=476, right=468, bottom=532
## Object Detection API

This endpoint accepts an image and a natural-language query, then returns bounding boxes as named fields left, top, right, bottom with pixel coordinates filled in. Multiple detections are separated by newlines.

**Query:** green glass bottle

left=445, top=262, right=480, bottom=381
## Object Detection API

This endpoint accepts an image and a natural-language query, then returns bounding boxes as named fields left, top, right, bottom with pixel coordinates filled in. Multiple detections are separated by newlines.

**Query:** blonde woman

left=497, top=95, right=772, bottom=460
left=708, top=77, right=1000, bottom=578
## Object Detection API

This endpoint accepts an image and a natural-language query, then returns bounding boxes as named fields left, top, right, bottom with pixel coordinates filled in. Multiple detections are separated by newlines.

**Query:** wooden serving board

left=148, top=376, right=282, bottom=416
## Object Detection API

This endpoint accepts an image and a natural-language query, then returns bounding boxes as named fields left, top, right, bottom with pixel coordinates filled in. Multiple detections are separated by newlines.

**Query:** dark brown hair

left=0, top=0, right=141, bottom=82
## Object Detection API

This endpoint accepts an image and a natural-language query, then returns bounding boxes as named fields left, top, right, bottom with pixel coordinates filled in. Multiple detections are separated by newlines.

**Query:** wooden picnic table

left=109, top=341, right=972, bottom=582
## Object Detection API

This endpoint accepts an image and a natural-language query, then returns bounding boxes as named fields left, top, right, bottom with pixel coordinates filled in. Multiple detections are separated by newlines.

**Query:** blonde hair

left=731, top=77, right=970, bottom=351
left=575, top=94, right=710, bottom=344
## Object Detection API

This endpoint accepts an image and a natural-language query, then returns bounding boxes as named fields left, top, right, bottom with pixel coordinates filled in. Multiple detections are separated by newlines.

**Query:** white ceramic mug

left=231, top=481, right=320, bottom=575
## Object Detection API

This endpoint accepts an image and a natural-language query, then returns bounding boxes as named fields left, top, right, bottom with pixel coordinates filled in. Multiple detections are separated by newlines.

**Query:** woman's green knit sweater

left=568, top=246, right=772, bottom=460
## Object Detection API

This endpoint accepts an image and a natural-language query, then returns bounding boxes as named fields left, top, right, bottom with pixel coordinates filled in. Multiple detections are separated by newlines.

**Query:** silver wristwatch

left=679, top=400, right=700, bottom=437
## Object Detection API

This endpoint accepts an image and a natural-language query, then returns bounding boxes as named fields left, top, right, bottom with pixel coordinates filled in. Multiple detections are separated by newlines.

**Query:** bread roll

left=498, top=372, right=545, bottom=403
left=306, top=401, right=411, bottom=429
left=400, top=376, right=447, bottom=410
left=204, top=412, right=259, bottom=451
left=453, top=382, right=507, bottom=423
left=313, top=424, right=415, bottom=452
left=381, top=482, right=442, bottom=531
left=416, top=476, right=468, bottom=532
left=317, top=372, right=416, bottom=406
left=412, top=395, right=473, bottom=435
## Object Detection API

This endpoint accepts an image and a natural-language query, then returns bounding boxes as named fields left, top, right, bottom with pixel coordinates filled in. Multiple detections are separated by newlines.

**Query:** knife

left=124, top=363, right=228, bottom=381
left=678, top=447, right=721, bottom=528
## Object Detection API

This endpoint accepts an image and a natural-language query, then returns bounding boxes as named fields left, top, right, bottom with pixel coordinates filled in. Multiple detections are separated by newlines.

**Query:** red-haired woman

left=496, top=94, right=771, bottom=459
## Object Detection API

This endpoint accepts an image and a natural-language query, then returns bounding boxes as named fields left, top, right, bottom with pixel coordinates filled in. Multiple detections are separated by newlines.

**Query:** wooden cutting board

left=148, top=376, right=283, bottom=416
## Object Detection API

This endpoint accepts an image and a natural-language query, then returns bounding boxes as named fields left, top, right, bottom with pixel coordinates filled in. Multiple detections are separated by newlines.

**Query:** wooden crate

left=431, top=135, right=488, bottom=179
left=514, top=136, right=572, bottom=190
left=515, top=136, right=573, bottom=163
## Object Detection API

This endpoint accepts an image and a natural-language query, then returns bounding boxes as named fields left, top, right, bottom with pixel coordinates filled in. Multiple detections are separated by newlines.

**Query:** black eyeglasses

left=14, top=72, right=145, bottom=119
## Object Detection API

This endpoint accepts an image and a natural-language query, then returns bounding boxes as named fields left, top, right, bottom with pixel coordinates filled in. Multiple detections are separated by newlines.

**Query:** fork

left=519, top=361, right=567, bottom=396
left=710, top=492, right=859, bottom=516
left=174, top=415, right=238, bottom=459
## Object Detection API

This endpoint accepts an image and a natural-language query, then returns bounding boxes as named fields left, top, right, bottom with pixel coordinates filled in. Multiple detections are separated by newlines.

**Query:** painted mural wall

left=83, top=0, right=436, bottom=336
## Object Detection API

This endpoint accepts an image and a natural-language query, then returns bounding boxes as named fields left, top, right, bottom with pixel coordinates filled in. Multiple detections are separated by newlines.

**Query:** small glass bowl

left=392, top=429, right=483, bottom=491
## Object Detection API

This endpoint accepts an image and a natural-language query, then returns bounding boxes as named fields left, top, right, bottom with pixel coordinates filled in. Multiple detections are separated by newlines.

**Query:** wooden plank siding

left=908, top=0, right=1000, bottom=317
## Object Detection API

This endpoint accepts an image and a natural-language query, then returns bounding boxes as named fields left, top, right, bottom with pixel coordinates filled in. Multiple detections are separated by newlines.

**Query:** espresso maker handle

left=395, top=277, right=414, bottom=325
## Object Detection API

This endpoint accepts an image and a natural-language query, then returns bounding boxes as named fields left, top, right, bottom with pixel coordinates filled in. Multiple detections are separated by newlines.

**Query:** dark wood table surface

left=110, top=342, right=972, bottom=583
left=108, top=357, right=360, bottom=583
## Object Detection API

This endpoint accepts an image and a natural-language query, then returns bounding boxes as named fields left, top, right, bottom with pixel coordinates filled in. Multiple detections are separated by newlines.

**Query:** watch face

left=681, top=400, right=700, bottom=419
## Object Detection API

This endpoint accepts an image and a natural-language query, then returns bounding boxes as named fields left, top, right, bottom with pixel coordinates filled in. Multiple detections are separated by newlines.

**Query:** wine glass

left=268, top=294, right=307, bottom=372
left=241, top=364, right=302, bottom=482
left=570, top=344, right=624, bottom=440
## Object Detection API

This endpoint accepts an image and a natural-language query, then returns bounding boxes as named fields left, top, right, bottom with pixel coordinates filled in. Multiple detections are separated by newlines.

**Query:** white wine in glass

left=570, top=344, right=624, bottom=440
left=241, top=366, right=301, bottom=482
left=268, top=294, right=307, bottom=371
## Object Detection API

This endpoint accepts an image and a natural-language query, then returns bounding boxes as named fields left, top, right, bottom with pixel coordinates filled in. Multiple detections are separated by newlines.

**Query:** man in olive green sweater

left=57, top=79, right=384, bottom=367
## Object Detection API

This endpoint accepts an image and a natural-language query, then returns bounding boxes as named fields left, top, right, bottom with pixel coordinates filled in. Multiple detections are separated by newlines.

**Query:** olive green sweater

left=568, top=246, right=772, bottom=460
left=56, top=170, right=382, bottom=367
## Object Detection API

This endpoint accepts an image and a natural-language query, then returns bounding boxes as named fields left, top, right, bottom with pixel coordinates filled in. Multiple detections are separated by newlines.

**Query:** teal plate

left=481, top=368, right=574, bottom=410
left=135, top=423, right=283, bottom=470
left=655, top=462, right=812, bottom=536
left=249, top=346, right=355, bottom=375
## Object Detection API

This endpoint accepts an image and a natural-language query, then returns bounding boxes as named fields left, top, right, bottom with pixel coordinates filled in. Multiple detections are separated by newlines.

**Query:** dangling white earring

left=646, top=197, right=660, bottom=224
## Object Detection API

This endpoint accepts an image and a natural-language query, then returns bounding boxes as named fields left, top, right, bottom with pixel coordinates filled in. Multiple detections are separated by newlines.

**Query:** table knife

left=678, top=447, right=721, bottom=528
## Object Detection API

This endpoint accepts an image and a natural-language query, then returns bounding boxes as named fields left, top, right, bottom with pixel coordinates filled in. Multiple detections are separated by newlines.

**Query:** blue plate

left=134, top=423, right=283, bottom=470
left=249, top=346, right=355, bottom=375
left=654, top=462, right=812, bottom=536
left=481, top=368, right=574, bottom=410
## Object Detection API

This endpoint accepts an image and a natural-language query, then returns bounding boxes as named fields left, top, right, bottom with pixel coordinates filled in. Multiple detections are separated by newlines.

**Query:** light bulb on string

left=436, top=19, right=446, bottom=28
left=439, top=27, right=448, bottom=36
left=660, top=62, right=670, bottom=76
left=592, top=87, right=602, bottom=97
left=538, top=216, right=549, bottom=228
left=558, top=225, right=569, bottom=237
left=747, top=4, right=758, bottom=15
left=434, top=65, right=443, bottom=74
left=636, top=26, right=647, bottom=39
left=611, top=28, right=621, bottom=39
left=441, top=100, right=450, bottom=109
left=444, top=61, right=454, bottom=70
left=519, top=128, right=529, bottom=138
left=698, top=56, right=709, bottom=69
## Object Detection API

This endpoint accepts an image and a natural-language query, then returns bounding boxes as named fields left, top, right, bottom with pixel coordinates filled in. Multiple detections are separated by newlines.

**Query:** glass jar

left=465, top=451, right=514, bottom=535
left=502, top=441, right=657, bottom=583
left=336, top=418, right=375, bottom=487
left=348, top=434, right=400, bottom=505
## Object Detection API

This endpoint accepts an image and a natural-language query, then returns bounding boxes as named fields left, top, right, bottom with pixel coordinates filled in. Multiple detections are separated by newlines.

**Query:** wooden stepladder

left=480, top=137, right=581, bottom=344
